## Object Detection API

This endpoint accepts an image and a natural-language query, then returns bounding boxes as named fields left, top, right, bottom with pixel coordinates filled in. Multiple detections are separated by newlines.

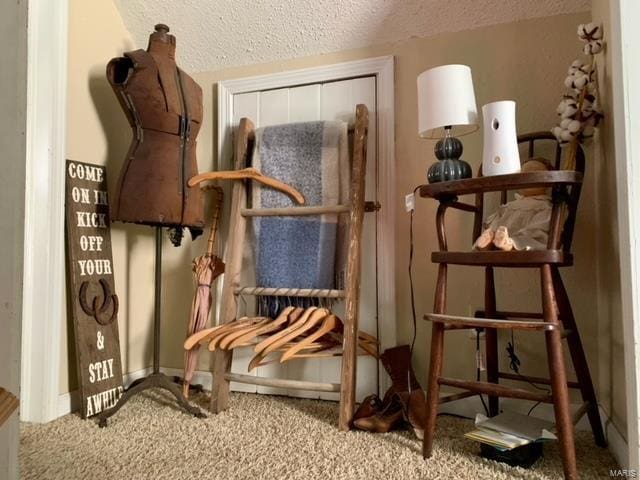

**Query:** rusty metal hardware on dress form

left=106, top=24, right=204, bottom=244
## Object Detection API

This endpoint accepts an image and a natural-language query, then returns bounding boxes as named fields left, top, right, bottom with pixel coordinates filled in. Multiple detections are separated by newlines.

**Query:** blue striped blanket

left=251, top=121, right=349, bottom=316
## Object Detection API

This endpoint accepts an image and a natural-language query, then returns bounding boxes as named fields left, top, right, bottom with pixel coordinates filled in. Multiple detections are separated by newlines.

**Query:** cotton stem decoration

left=552, top=23, right=604, bottom=170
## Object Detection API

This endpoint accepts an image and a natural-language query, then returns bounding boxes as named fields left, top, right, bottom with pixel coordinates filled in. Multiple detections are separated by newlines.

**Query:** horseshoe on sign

left=78, top=278, right=119, bottom=326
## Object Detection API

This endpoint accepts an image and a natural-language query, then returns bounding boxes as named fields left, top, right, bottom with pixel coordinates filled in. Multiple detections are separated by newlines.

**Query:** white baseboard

left=438, top=394, right=629, bottom=468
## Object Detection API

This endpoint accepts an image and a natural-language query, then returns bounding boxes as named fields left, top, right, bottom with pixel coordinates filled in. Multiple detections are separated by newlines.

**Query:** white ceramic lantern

left=482, top=100, right=521, bottom=176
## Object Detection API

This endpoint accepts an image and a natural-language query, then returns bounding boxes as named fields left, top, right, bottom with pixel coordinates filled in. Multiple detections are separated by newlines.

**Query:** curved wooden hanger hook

left=188, top=167, right=305, bottom=205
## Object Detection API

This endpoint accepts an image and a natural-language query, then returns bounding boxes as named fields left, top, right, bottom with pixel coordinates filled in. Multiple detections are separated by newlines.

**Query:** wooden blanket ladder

left=209, top=104, right=372, bottom=431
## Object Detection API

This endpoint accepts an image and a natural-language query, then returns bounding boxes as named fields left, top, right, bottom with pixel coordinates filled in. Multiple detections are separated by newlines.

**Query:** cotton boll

left=591, top=26, right=603, bottom=40
left=584, top=41, right=603, bottom=55
left=568, top=59, right=583, bottom=74
left=560, top=118, right=572, bottom=129
left=557, top=98, right=577, bottom=117
left=562, top=103, right=578, bottom=119
left=573, top=75, right=589, bottom=89
left=568, top=119, right=582, bottom=133
left=565, top=75, right=576, bottom=89
left=560, top=129, right=574, bottom=142
left=578, top=23, right=603, bottom=42
left=552, top=126, right=564, bottom=142
left=577, top=24, right=587, bottom=39
left=579, top=62, right=591, bottom=73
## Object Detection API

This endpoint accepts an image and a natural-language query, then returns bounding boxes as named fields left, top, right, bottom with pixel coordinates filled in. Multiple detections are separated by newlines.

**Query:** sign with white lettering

left=65, top=160, right=124, bottom=418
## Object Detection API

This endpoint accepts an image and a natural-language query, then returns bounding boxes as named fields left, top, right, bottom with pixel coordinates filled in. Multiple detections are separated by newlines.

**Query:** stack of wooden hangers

left=184, top=306, right=377, bottom=371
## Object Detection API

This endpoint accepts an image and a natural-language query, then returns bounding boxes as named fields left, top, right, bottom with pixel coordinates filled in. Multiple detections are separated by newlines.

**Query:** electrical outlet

left=405, top=192, right=415, bottom=212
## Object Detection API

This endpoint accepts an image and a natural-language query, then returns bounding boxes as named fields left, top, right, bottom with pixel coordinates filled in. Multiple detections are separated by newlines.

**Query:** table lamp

left=417, top=64, right=479, bottom=183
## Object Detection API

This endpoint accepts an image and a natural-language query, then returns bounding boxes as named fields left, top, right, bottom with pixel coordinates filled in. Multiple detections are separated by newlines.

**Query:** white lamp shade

left=417, top=64, right=479, bottom=139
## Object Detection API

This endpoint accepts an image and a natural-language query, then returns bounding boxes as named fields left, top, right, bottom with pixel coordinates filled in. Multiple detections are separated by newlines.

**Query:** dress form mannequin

left=107, top=24, right=204, bottom=244
left=98, top=25, right=206, bottom=427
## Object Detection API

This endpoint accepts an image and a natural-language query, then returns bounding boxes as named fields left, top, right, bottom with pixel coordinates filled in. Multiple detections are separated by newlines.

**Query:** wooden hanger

left=261, top=308, right=330, bottom=356
left=279, top=314, right=339, bottom=362
left=188, top=167, right=306, bottom=205
left=245, top=339, right=339, bottom=369
left=208, top=317, right=266, bottom=351
left=326, top=331, right=379, bottom=358
left=227, top=306, right=301, bottom=349
left=184, top=325, right=224, bottom=350
left=217, top=317, right=271, bottom=350
left=280, top=315, right=379, bottom=362
left=248, top=308, right=330, bottom=371
left=253, top=307, right=319, bottom=355
left=187, top=317, right=255, bottom=351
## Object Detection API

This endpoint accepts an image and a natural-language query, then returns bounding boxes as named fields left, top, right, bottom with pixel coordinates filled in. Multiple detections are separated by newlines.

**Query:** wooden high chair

left=419, top=132, right=606, bottom=480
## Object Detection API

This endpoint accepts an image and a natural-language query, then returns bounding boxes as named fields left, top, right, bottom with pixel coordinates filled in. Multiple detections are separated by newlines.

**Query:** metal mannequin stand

left=97, top=227, right=205, bottom=427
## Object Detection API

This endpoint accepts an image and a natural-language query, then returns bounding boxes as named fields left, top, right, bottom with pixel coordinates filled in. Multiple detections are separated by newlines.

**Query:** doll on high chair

left=473, top=159, right=554, bottom=252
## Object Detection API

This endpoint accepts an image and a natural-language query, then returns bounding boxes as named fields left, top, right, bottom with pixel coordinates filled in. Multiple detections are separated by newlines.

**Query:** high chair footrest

left=424, top=313, right=559, bottom=331
left=437, top=377, right=554, bottom=403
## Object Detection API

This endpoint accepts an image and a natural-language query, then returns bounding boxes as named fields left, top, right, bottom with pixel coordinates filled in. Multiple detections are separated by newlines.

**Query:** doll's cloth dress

left=483, top=194, right=552, bottom=250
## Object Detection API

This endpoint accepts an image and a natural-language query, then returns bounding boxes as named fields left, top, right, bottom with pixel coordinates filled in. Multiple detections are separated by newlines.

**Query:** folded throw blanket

left=251, top=121, right=349, bottom=316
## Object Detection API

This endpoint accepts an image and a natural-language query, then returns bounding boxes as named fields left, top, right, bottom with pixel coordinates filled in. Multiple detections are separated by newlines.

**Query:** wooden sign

left=65, top=160, right=124, bottom=418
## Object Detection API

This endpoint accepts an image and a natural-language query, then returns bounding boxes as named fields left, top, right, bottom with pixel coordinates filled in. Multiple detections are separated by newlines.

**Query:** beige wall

left=62, top=0, right=148, bottom=394
left=64, top=3, right=626, bottom=442
left=1, top=0, right=27, bottom=476
left=591, top=0, right=627, bottom=438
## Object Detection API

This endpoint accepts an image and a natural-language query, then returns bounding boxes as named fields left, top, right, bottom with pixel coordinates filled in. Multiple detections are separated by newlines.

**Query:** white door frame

left=611, top=0, right=640, bottom=470
left=217, top=56, right=396, bottom=386
left=20, top=0, right=69, bottom=423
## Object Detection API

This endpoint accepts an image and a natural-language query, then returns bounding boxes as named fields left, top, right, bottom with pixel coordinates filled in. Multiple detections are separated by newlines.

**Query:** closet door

left=230, top=76, right=378, bottom=401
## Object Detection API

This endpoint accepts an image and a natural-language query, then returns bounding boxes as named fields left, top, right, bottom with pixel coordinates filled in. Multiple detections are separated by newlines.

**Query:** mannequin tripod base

left=97, top=372, right=205, bottom=428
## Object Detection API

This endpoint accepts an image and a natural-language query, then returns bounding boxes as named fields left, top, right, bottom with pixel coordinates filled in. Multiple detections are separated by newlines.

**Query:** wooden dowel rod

left=437, top=377, right=553, bottom=403
left=241, top=205, right=351, bottom=217
left=497, top=371, right=581, bottom=389
left=438, top=391, right=477, bottom=404
left=234, top=287, right=345, bottom=298
left=225, top=373, right=340, bottom=392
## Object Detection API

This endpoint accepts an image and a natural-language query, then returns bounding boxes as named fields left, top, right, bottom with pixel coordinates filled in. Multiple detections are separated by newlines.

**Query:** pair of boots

left=352, top=345, right=426, bottom=439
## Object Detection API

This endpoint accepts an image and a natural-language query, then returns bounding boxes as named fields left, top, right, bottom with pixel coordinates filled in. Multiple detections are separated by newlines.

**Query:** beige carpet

left=21, top=389, right=617, bottom=479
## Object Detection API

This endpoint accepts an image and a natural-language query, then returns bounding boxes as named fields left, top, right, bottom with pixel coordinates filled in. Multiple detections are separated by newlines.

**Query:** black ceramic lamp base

left=427, top=134, right=472, bottom=184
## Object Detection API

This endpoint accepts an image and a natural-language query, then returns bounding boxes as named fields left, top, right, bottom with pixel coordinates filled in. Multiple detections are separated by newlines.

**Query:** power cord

left=408, top=185, right=422, bottom=357
left=506, top=329, right=550, bottom=416
left=476, top=328, right=490, bottom=417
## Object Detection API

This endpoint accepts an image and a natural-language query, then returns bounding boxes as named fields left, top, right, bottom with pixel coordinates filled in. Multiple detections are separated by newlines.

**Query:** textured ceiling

left=113, top=0, right=590, bottom=73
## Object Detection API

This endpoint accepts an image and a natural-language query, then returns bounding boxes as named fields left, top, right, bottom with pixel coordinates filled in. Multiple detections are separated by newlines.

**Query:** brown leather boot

left=352, top=394, right=382, bottom=422
left=380, top=345, right=422, bottom=395
left=395, top=390, right=427, bottom=440
left=353, top=395, right=404, bottom=433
